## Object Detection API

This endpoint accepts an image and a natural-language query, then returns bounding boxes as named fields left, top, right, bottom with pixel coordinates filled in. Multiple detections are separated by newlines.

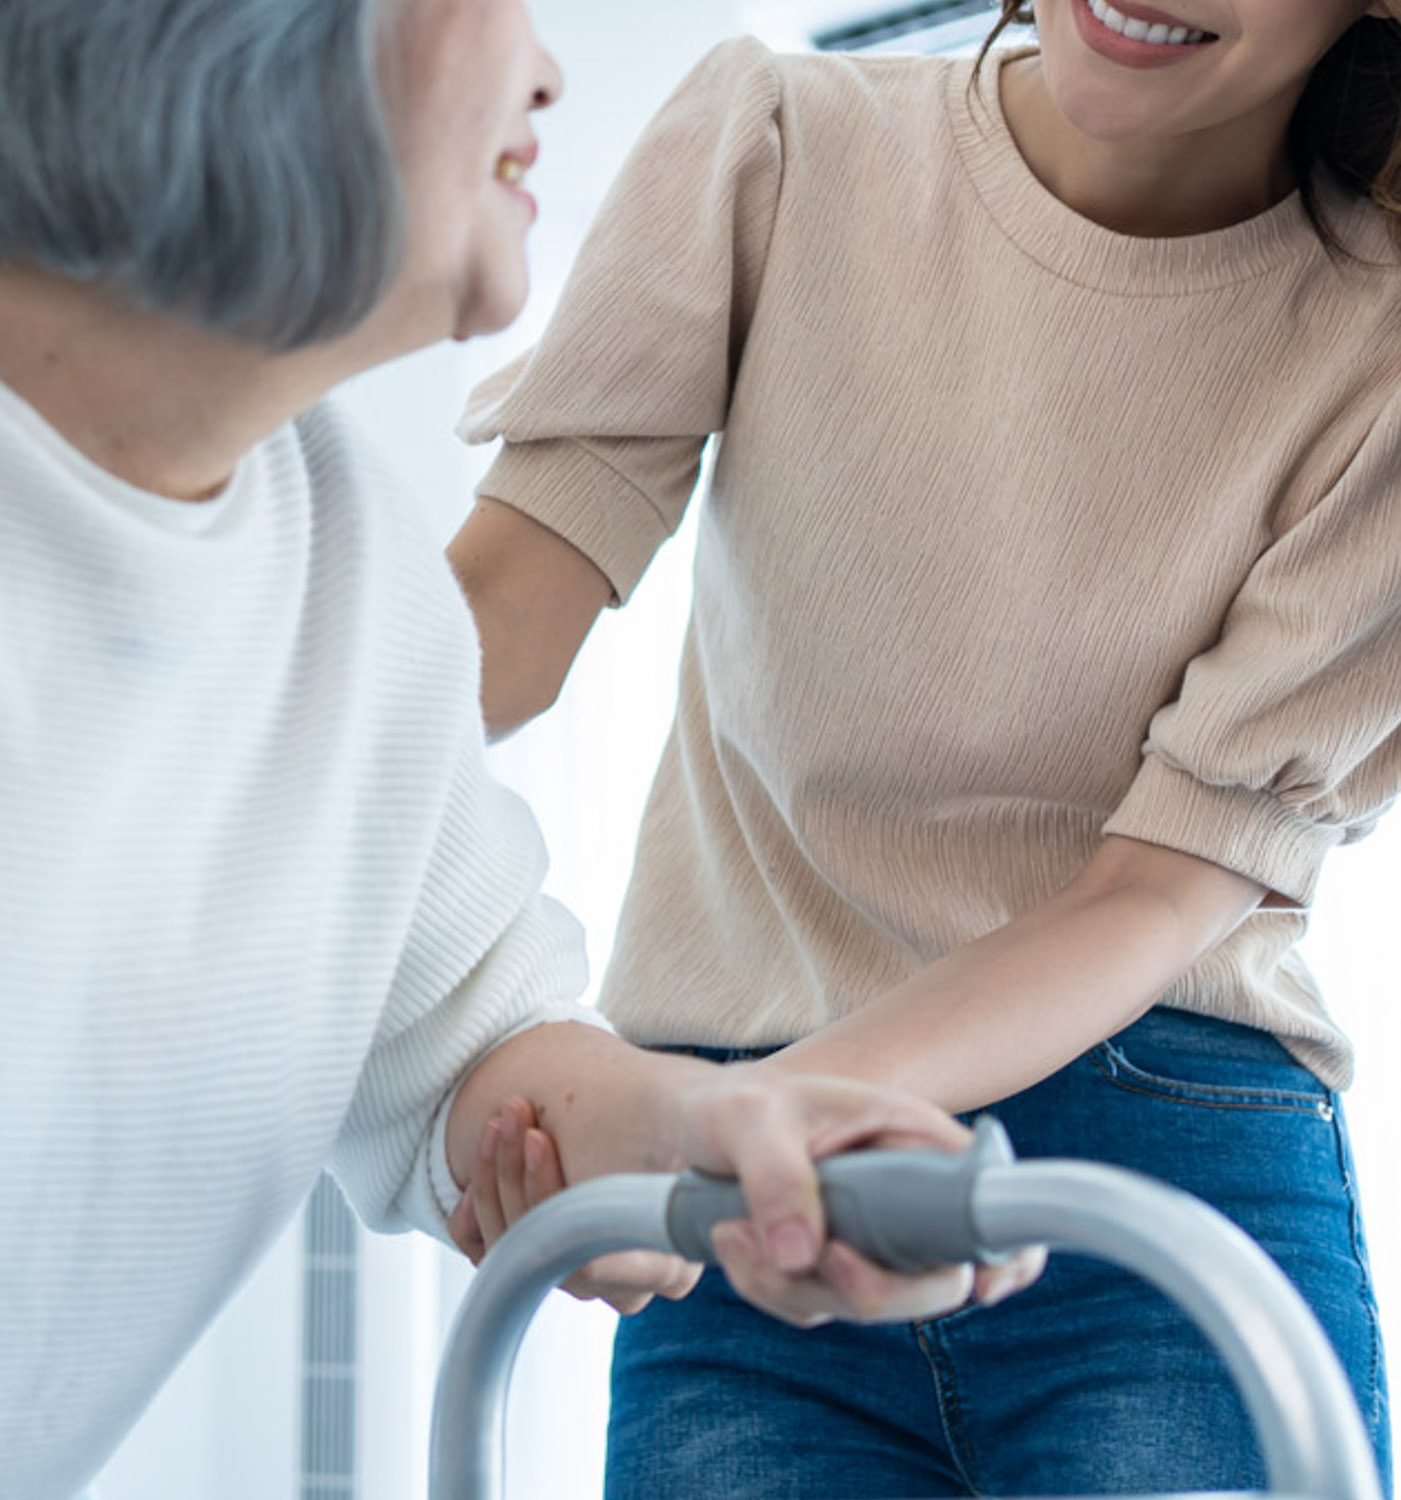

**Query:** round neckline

left=943, top=48, right=1370, bottom=297
left=0, top=377, right=253, bottom=537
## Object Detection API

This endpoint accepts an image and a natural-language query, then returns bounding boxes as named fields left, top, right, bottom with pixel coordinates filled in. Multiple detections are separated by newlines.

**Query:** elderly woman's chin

left=401, top=246, right=532, bottom=347
left=365, top=257, right=529, bottom=356
left=453, top=273, right=531, bottom=342
left=453, top=241, right=534, bottom=341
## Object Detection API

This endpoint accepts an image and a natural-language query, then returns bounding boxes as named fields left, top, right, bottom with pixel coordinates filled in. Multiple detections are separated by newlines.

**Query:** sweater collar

left=944, top=49, right=1387, bottom=296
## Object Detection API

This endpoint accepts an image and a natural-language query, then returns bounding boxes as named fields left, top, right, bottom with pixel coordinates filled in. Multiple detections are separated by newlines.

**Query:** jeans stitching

left=1090, top=1045, right=1334, bottom=1116
left=914, top=1319, right=985, bottom=1495
left=1328, top=1100, right=1388, bottom=1468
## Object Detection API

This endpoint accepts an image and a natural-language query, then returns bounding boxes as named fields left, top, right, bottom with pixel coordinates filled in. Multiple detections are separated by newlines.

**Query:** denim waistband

left=649, top=1006, right=1319, bottom=1084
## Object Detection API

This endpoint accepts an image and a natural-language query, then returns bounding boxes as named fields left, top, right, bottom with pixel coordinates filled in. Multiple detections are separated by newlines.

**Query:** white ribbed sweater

left=0, top=385, right=591, bottom=1500
left=465, top=42, right=1401, bottom=1087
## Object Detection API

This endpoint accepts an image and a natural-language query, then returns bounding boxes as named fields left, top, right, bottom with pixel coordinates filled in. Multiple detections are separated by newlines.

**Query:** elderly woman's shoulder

left=287, top=399, right=457, bottom=585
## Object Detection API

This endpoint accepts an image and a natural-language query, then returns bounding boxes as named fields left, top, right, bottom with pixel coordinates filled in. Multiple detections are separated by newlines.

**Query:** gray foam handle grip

left=665, top=1114, right=1015, bottom=1273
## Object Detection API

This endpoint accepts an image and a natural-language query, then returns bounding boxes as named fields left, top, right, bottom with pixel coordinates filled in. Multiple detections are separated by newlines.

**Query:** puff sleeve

left=458, top=36, right=785, bottom=602
left=1103, top=395, right=1401, bottom=906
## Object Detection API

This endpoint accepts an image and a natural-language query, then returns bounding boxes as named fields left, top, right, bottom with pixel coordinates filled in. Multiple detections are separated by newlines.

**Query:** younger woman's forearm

left=768, top=837, right=1265, bottom=1115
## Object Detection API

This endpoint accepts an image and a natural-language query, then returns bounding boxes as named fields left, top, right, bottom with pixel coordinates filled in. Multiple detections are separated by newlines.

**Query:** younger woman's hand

left=671, top=1061, right=1046, bottom=1327
left=448, top=1095, right=701, bottom=1315
left=450, top=1062, right=1045, bottom=1329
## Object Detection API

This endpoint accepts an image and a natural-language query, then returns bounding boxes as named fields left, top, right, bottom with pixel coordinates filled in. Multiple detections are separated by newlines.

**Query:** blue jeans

left=607, top=1009, right=1392, bottom=1499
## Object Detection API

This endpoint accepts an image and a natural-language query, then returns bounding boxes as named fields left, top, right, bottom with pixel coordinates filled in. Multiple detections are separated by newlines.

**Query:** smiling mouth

left=494, top=139, right=539, bottom=191
left=1085, top=0, right=1216, bottom=45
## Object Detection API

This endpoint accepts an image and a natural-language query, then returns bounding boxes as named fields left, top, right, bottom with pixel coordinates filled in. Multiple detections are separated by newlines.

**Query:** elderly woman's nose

left=532, top=40, right=563, bottom=110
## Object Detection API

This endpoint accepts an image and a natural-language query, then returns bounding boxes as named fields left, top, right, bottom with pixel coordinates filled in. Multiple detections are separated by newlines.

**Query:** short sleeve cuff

left=1103, top=755, right=1344, bottom=908
left=469, top=438, right=675, bottom=604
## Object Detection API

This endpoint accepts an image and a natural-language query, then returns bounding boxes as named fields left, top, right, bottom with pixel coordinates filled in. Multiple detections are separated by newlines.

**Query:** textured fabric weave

left=464, top=41, right=1401, bottom=1087
left=0, top=383, right=592, bottom=1500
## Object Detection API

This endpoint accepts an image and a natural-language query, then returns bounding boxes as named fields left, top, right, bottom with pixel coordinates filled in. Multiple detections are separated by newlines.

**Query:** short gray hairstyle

left=0, top=0, right=403, bottom=350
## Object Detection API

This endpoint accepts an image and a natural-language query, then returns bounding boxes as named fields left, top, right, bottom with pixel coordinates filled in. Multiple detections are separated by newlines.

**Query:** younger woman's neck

left=0, top=269, right=353, bottom=500
left=999, top=56, right=1297, bottom=238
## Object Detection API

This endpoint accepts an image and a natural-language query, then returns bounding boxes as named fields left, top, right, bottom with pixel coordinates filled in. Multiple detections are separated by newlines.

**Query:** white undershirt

left=0, top=383, right=599, bottom=1500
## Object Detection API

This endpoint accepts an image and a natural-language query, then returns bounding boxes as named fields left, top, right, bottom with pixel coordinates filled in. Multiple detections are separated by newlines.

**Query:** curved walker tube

left=428, top=1125, right=1382, bottom=1500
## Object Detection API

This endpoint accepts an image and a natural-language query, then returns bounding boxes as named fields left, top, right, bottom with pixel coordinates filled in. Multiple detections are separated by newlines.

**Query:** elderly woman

left=0, top=3, right=1043, bottom=1497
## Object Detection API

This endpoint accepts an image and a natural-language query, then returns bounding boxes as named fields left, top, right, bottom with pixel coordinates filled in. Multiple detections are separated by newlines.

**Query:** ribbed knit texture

left=0, top=385, right=593, bottom=1500
left=463, top=40, right=1401, bottom=1088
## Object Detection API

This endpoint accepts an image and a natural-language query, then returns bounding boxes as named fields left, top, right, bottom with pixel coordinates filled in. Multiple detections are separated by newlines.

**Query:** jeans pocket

left=1089, top=1012, right=1335, bottom=1118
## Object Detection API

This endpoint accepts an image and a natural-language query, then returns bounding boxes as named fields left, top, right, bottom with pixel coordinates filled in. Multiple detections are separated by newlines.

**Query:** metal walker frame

left=428, top=1118, right=1383, bottom=1500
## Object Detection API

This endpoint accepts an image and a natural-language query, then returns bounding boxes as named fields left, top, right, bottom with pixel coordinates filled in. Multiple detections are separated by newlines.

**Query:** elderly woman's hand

left=451, top=1061, right=1045, bottom=1327
left=449, top=1095, right=702, bottom=1315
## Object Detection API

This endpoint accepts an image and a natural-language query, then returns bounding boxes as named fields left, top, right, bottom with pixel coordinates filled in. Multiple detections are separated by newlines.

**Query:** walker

left=427, top=1117, right=1385, bottom=1500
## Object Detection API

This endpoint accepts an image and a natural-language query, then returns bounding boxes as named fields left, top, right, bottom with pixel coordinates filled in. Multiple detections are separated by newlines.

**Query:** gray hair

left=0, top=0, right=403, bottom=350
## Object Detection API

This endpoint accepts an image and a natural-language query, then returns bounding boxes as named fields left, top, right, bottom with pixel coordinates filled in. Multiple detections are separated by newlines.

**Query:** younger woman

left=0, top=3, right=1015, bottom=1496
left=455, top=0, right=1401, bottom=1493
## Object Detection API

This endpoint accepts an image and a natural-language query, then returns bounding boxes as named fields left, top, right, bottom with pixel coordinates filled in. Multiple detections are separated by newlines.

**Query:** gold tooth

left=495, top=157, right=525, bottom=186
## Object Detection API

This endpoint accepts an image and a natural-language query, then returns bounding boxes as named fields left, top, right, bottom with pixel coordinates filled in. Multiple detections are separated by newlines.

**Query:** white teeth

left=495, top=157, right=525, bottom=186
left=1086, top=0, right=1208, bottom=44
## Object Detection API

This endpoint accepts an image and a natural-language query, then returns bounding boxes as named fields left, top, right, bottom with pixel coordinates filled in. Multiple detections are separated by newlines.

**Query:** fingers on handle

left=687, top=1069, right=974, bottom=1276
left=560, top=1250, right=701, bottom=1315
left=689, top=1085, right=826, bottom=1274
left=973, top=1244, right=1048, bottom=1308
left=713, top=1224, right=978, bottom=1329
left=819, top=1240, right=975, bottom=1323
left=710, top=1220, right=835, bottom=1328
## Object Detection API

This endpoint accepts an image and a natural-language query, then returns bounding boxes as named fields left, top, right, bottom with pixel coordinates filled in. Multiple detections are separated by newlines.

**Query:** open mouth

left=494, top=139, right=539, bottom=192
left=1085, top=0, right=1217, bottom=47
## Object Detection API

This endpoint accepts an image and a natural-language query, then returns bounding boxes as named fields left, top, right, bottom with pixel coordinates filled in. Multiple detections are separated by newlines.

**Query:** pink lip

left=496, top=138, right=540, bottom=220
left=503, top=184, right=538, bottom=222
left=1071, top=0, right=1217, bottom=68
left=502, top=139, right=539, bottom=172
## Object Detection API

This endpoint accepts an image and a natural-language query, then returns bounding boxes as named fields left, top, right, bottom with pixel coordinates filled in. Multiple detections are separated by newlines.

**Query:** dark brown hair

left=977, top=3, right=1401, bottom=251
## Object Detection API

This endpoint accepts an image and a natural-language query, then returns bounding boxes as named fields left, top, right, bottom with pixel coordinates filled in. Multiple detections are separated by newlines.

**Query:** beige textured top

left=463, top=39, right=1401, bottom=1088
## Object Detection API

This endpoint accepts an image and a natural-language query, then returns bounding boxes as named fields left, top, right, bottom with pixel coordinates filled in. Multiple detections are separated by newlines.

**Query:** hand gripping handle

left=429, top=1115, right=1385, bottom=1500
left=665, top=1114, right=1016, bottom=1271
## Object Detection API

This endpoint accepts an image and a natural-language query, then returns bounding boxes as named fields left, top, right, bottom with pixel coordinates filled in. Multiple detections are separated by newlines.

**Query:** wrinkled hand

left=448, top=1096, right=700, bottom=1315
left=671, top=1061, right=1046, bottom=1328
